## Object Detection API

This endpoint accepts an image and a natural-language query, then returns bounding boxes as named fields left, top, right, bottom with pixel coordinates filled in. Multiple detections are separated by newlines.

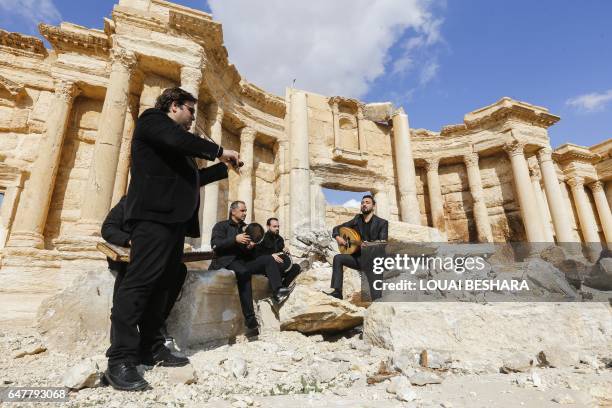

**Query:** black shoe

left=273, top=286, right=293, bottom=303
left=104, top=362, right=149, bottom=391
left=141, top=346, right=190, bottom=367
left=326, top=289, right=342, bottom=300
left=244, top=316, right=260, bottom=338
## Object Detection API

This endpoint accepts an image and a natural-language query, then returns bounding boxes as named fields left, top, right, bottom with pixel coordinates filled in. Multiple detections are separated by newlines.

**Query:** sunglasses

left=182, top=105, right=195, bottom=116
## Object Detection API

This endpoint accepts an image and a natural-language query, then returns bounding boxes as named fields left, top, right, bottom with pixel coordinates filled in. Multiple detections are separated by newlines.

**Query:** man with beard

left=327, top=194, right=388, bottom=300
left=209, top=202, right=292, bottom=336
left=255, top=218, right=301, bottom=287
left=105, top=87, right=240, bottom=391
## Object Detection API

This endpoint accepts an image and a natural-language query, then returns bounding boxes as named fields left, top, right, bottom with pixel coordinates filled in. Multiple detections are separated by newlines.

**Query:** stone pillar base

left=6, top=230, right=44, bottom=249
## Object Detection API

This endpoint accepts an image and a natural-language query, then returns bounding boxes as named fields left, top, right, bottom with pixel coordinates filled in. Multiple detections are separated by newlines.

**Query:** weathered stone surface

left=278, top=285, right=364, bottom=333
left=168, top=364, right=198, bottom=385
left=364, top=303, right=612, bottom=368
left=62, top=359, right=100, bottom=390
left=167, top=269, right=270, bottom=348
left=363, top=102, right=394, bottom=122
left=36, top=269, right=113, bottom=354
left=586, top=257, right=612, bottom=290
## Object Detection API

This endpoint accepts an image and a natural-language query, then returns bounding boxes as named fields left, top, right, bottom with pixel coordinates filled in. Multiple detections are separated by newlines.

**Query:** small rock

left=531, top=371, right=543, bottom=388
left=552, top=393, right=575, bottom=404
left=386, top=375, right=410, bottom=394
left=409, top=371, right=443, bottom=386
left=13, top=344, right=47, bottom=359
left=440, top=402, right=453, bottom=408
left=229, top=357, right=248, bottom=378
left=314, top=363, right=340, bottom=383
left=396, top=386, right=417, bottom=402
left=291, top=353, right=304, bottom=362
left=270, top=364, right=287, bottom=372
left=349, top=372, right=361, bottom=381
left=332, top=388, right=349, bottom=396
left=469, top=391, right=477, bottom=397
left=500, top=353, right=533, bottom=373
left=62, top=359, right=100, bottom=390
left=168, top=364, right=198, bottom=385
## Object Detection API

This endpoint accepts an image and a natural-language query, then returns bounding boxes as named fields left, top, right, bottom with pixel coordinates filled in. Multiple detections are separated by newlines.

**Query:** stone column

left=589, top=181, right=612, bottom=244
left=391, top=109, right=420, bottom=224
left=504, top=141, right=545, bottom=242
left=310, top=179, right=327, bottom=230
left=424, top=158, right=445, bottom=232
left=567, top=176, right=601, bottom=259
left=606, top=181, right=612, bottom=211
left=199, top=105, right=223, bottom=249
left=180, top=65, right=202, bottom=132
left=537, top=147, right=575, bottom=243
left=8, top=80, right=79, bottom=248
left=356, top=106, right=367, bottom=152
left=237, top=127, right=256, bottom=223
left=530, top=166, right=555, bottom=242
left=80, top=48, right=136, bottom=229
left=289, top=90, right=311, bottom=233
left=111, top=93, right=139, bottom=206
left=374, top=188, right=390, bottom=220
left=331, top=101, right=340, bottom=149
left=463, top=153, right=493, bottom=243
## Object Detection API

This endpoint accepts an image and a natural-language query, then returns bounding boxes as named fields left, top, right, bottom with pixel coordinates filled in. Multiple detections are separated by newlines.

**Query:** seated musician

left=208, top=201, right=292, bottom=336
left=101, top=195, right=187, bottom=353
left=255, top=217, right=301, bottom=287
left=327, top=194, right=388, bottom=299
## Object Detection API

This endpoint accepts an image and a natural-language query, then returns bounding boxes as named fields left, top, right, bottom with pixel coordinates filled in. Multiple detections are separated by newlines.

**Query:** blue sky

left=1, top=0, right=610, bottom=206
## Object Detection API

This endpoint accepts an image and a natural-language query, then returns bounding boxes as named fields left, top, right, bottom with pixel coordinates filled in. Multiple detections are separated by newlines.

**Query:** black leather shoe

left=273, top=286, right=293, bottom=303
left=104, top=362, right=149, bottom=391
left=141, top=346, right=190, bottom=367
left=326, top=290, right=343, bottom=300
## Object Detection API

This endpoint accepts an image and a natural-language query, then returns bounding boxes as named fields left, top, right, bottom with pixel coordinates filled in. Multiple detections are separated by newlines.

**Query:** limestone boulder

left=364, top=302, right=612, bottom=370
left=278, top=285, right=365, bottom=333
left=37, top=269, right=114, bottom=354
left=585, top=257, right=612, bottom=290
left=363, top=102, right=394, bottom=122
left=387, top=221, right=447, bottom=244
left=167, top=269, right=270, bottom=348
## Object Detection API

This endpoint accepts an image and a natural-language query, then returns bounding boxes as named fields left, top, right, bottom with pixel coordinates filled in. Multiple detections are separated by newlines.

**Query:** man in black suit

left=105, top=87, right=240, bottom=391
left=101, top=196, right=185, bottom=352
left=256, top=217, right=301, bottom=287
left=209, top=202, right=291, bottom=336
left=327, top=194, right=388, bottom=300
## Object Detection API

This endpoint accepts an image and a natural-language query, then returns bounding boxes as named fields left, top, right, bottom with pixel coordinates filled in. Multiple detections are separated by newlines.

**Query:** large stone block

left=364, top=303, right=612, bottom=369
left=167, top=268, right=271, bottom=348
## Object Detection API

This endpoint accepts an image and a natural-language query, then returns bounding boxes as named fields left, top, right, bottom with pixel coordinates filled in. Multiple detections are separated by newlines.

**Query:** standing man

left=327, top=194, right=388, bottom=300
left=105, top=87, right=240, bottom=391
left=209, top=202, right=291, bottom=337
left=256, top=217, right=301, bottom=287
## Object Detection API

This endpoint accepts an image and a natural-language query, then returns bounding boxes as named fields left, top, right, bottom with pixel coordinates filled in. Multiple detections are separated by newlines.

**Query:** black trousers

left=106, top=220, right=186, bottom=365
left=331, top=253, right=382, bottom=301
left=282, top=264, right=301, bottom=287
left=228, top=255, right=282, bottom=323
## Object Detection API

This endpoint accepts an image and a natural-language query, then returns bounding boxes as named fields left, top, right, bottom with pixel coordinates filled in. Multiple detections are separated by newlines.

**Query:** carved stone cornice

left=554, top=143, right=600, bottom=164
left=328, top=96, right=364, bottom=112
left=0, top=75, right=26, bottom=98
left=240, top=126, right=257, bottom=142
left=0, top=28, right=46, bottom=56
left=168, top=10, right=222, bottom=48
left=39, top=23, right=110, bottom=57
left=240, top=81, right=286, bottom=117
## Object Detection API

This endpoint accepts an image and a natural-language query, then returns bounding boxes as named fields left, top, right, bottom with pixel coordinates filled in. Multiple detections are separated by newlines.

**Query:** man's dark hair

left=230, top=200, right=245, bottom=211
left=362, top=194, right=376, bottom=205
left=154, top=87, right=197, bottom=113
left=266, top=217, right=279, bottom=226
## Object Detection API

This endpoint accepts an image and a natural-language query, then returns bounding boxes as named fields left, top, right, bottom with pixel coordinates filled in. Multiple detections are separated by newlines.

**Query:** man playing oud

left=327, top=194, right=388, bottom=300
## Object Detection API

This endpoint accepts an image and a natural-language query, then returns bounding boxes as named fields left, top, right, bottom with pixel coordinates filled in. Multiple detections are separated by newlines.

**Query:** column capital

left=110, top=47, right=137, bottom=71
left=567, top=176, right=584, bottom=189
left=180, top=65, right=203, bottom=85
left=53, top=79, right=80, bottom=102
left=463, top=152, right=479, bottom=168
left=503, top=140, right=526, bottom=157
left=537, top=147, right=553, bottom=164
left=590, top=180, right=605, bottom=193
left=424, top=157, right=439, bottom=172
left=240, top=126, right=256, bottom=142
left=529, top=163, right=541, bottom=180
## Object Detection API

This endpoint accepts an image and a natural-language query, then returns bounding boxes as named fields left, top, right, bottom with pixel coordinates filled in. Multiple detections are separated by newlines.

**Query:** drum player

left=255, top=217, right=302, bottom=288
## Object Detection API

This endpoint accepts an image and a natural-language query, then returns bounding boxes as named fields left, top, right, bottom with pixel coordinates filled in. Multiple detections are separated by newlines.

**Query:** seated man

left=209, top=201, right=291, bottom=336
left=328, top=194, right=388, bottom=300
left=101, top=195, right=187, bottom=355
left=255, top=217, right=301, bottom=287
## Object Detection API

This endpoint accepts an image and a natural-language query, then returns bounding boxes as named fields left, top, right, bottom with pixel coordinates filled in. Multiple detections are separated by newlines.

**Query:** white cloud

left=342, top=199, right=361, bottom=208
left=566, top=89, right=612, bottom=112
left=419, top=59, right=439, bottom=86
left=0, top=0, right=61, bottom=28
left=208, top=0, right=443, bottom=98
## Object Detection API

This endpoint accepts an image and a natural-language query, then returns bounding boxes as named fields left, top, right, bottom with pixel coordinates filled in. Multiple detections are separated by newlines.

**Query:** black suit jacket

left=208, top=219, right=251, bottom=270
left=331, top=214, right=389, bottom=241
left=125, top=108, right=228, bottom=237
left=255, top=231, right=285, bottom=257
